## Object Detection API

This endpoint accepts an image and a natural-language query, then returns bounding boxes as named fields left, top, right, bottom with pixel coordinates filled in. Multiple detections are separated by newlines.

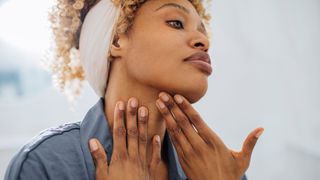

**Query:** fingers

left=158, top=92, right=205, bottom=148
left=171, top=93, right=222, bottom=146
left=156, top=99, right=194, bottom=157
left=112, top=101, right=127, bottom=162
left=240, top=127, right=264, bottom=160
left=126, top=97, right=139, bottom=158
left=89, top=138, right=108, bottom=169
left=149, top=135, right=161, bottom=174
left=112, top=99, right=149, bottom=164
left=138, top=106, right=148, bottom=165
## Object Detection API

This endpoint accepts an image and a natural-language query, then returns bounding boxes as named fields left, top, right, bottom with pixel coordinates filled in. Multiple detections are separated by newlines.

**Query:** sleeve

left=4, top=149, right=48, bottom=180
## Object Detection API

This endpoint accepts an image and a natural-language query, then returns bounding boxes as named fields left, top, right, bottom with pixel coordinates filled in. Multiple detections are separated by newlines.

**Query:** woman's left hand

left=155, top=92, right=264, bottom=180
left=89, top=99, right=162, bottom=180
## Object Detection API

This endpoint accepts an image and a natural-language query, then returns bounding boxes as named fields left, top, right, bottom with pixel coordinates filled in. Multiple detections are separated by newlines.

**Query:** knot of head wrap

left=79, top=0, right=121, bottom=97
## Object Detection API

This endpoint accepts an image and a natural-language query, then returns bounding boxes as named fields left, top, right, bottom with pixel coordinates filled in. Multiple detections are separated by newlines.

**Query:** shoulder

left=4, top=122, right=83, bottom=180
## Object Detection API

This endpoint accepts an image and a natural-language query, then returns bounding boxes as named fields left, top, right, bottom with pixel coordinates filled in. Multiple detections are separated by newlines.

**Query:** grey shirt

left=5, top=98, right=247, bottom=180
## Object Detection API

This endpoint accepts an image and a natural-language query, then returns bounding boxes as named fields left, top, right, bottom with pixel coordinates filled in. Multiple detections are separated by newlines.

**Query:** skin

left=104, top=0, right=210, bottom=169
left=88, top=0, right=264, bottom=179
left=155, top=92, right=264, bottom=180
left=89, top=100, right=163, bottom=180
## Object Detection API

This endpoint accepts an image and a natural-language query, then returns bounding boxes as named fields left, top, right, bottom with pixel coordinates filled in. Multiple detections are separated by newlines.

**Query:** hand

left=89, top=98, right=162, bottom=180
left=156, top=92, right=264, bottom=180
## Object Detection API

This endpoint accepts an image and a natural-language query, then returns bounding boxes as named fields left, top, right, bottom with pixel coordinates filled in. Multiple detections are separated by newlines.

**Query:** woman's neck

left=103, top=61, right=166, bottom=163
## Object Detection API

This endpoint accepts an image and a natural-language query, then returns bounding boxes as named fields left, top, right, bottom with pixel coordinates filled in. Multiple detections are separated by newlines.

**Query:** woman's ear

left=110, top=33, right=128, bottom=59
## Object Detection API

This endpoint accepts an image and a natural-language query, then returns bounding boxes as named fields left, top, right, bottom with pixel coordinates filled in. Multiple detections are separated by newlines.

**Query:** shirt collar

left=80, top=97, right=187, bottom=180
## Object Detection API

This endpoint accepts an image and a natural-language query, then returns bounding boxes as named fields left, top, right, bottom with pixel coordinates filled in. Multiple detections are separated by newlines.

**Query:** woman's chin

left=184, top=89, right=207, bottom=104
left=155, top=76, right=208, bottom=103
left=176, top=82, right=208, bottom=104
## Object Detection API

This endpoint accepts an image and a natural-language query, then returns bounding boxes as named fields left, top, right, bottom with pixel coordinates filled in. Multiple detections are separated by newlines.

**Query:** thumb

left=149, top=135, right=161, bottom=175
left=89, top=138, right=109, bottom=170
left=240, top=127, right=264, bottom=161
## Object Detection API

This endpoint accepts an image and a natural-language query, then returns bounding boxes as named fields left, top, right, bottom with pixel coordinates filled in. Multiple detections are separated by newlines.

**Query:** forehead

left=138, top=0, right=201, bottom=19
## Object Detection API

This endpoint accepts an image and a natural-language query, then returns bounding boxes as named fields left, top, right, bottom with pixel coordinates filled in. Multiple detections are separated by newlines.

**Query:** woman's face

left=118, top=0, right=211, bottom=103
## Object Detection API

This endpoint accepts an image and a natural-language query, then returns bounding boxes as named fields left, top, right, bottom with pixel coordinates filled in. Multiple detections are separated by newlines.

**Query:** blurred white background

left=0, top=0, right=319, bottom=179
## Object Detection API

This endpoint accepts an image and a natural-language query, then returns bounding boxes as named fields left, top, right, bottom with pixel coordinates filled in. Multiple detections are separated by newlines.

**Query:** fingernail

left=156, top=100, right=165, bottom=109
left=130, top=98, right=137, bottom=108
left=155, top=135, right=160, bottom=143
left=118, top=101, right=124, bottom=110
left=174, top=95, right=183, bottom=104
left=161, top=94, right=169, bottom=102
left=255, top=129, right=264, bottom=138
left=89, top=139, right=98, bottom=152
left=140, top=107, right=147, bottom=117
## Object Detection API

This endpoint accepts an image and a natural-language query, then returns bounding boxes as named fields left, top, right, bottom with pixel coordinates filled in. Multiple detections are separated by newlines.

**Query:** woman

left=5, top=0, right=263, bottom=179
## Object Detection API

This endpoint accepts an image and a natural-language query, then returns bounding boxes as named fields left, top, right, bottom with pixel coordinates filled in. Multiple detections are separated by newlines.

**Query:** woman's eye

left=166, top=20, right=184, bottom=29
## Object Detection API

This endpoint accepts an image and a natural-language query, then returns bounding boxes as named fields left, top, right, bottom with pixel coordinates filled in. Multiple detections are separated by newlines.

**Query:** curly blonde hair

left=44, top=0, right=212, bottom=104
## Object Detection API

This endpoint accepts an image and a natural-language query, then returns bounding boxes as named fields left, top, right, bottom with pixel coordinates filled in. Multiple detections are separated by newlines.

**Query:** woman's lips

left=185, top=59, right=213, bottom=75
left=183, top=52, right=212, bottom=75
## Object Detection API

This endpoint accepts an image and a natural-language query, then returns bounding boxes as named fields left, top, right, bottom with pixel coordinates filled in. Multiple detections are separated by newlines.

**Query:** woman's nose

left=189, top=32, right=210, bottom=52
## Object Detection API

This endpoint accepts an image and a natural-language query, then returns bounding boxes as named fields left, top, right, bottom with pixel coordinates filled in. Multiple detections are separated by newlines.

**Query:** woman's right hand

left=89, top=98, right=162, bottom=180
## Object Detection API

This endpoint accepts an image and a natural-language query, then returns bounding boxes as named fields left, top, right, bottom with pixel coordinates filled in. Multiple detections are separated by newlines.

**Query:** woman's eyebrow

left=154, top=3, right=190, bottom=14
left=155, top=2, right=208, bottom=36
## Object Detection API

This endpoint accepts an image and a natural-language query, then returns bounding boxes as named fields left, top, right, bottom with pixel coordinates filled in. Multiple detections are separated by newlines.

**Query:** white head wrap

left=79, top=0, right=121, bottom=97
